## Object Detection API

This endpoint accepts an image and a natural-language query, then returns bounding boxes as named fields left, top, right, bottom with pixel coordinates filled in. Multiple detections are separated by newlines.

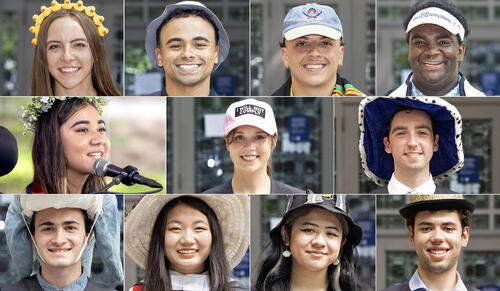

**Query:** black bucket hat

left=399, top=194, right=475, bottom=219
left=270, top=194, right=362, bottom=246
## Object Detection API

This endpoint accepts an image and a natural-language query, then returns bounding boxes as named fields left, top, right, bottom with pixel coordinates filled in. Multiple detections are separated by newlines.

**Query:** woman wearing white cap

left=125, top=195, right=249, bottom=291
left=255, top=194, right=363, bottom=291
left=203, top=98, right=306, bottom=194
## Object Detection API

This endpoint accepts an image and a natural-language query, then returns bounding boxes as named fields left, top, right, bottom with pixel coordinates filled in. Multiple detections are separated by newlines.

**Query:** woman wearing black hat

left=255, top=194, right=363, bottom=291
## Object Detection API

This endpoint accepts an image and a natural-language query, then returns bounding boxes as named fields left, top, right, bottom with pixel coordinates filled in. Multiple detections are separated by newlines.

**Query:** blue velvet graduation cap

left=359, top=96, right=464, bottom=186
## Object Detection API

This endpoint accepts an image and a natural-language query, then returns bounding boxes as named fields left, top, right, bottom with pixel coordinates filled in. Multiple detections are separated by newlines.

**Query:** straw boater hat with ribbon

left=4, top=195, right=123, bottom=286
left=125, top=195, right=250, bottom=270
left=399, top=194, right=475, bottom=219
left=359, top=96, right=464, bottom=186
left=270, top=194, right=363, bottom=246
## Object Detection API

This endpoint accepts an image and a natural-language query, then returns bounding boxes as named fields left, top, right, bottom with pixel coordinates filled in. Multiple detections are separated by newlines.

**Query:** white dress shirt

left=387, top=173, right=436, bottom=194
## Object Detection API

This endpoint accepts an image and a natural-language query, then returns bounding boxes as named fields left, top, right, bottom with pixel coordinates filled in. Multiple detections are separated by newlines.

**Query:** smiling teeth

left=306, top=64, right=323, bottom=69
left=178, top=250, right=197, bottom=254
left=178, top=64, right=199, bottom=69
left=429, top=250, right=446, bottom=254
left=88, top=153, right=102, bottom=157
left=60, top=67, right=79, bottom=73
left=242, top=156, right=257, bottom=161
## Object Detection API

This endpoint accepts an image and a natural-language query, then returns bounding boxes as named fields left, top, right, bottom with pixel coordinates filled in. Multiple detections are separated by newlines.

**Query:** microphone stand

left=93, top=174, right=164, bottom=194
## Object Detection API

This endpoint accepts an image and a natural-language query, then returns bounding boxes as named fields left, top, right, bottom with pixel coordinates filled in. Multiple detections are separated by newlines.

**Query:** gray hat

left=145, top=1, right=230, bottom=72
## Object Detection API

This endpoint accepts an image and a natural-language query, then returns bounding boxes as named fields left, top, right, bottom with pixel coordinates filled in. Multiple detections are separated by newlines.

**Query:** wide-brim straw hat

left=399, top=194, right=475, bottom=219
left=359, top=96, right=464, bottom=186
left=125, top=195, right=249, bottom=270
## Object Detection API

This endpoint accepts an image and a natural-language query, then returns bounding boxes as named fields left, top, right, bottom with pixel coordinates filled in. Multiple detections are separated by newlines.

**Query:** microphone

left=0, top=126, right=18, bottom=177
left=93, top=159, right=162, bottom=188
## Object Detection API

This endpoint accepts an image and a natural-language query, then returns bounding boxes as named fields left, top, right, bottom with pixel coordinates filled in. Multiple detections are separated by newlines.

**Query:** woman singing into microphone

left=20, top=97, right=109, bottom=194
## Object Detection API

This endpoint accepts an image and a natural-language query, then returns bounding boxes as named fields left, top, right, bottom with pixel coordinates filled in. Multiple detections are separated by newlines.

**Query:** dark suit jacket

left=381, top=281, right=481, bottom=291
left=1, top=275, right=114, bottom=291
left=370, top=185, right=456, bottom=194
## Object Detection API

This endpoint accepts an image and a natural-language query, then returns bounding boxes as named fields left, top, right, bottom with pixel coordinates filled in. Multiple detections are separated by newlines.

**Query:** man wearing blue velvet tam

left=359, top=97, right=464, bottom=194
left=2, top=195, right=122, bottom=291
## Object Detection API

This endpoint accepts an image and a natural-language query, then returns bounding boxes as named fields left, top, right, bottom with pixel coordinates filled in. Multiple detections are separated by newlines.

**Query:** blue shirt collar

left=409, top=269, right=468, bottom=291
left=36, top=269, right=88, bottom=291
left=410, top=74, right=462, bottom=97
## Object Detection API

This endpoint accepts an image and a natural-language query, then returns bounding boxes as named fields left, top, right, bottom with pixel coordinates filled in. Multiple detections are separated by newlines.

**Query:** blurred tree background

left=0, top=97, right=166, bottom=194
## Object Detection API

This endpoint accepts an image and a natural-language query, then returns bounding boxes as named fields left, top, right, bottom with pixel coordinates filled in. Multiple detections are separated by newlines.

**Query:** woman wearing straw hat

left=255, top=194, right=363, bottom=291
left=20, top=97, right=109, bottom=194
left=203, top=98, right=306, bottom=194
left=2, top=194, right=122, bottom=290
left=125, top=194, right=250, bottom=291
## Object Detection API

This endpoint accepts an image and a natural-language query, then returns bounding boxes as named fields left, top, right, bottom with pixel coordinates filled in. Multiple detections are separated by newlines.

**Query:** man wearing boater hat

left=387, top=0, right=485, bottom=96
left=145, top=1, right=229, bottom=96
left=272, top=3, right=364, bottom=96
left=1, top=195, right=122, bottom=291
left=382, top=195, right=479, bottom=291
left=359, top=97, right=464, bottom=194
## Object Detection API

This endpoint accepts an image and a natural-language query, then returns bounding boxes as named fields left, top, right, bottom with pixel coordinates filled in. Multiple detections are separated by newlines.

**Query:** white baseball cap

left=223, top=99, right=277, bottom=136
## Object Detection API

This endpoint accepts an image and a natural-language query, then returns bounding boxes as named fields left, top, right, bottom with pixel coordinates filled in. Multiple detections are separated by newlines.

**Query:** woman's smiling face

left=283, top=207, right=344, bottom=273
left=60, top=104, right=109, bottom=179
left=226, top=125, right=275, bottom=175
left=46, top=16, right=95, bottom=95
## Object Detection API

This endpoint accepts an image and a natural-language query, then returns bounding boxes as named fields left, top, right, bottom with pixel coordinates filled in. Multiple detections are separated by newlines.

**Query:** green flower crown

left=20, top=97, right=108, bottom=135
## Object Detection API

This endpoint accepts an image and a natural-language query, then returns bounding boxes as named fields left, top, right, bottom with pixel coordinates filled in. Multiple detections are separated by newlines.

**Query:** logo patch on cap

left=303, top=7, right=322, bottom=18
left=235, top=105, right=266, bottom=118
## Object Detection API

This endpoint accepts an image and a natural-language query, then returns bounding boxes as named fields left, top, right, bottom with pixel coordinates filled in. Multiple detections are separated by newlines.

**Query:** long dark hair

left=30, top=98, right=106, bottom=193
left=142, top=196, right=231, bottom=291
left=255, top=206, right=360, bottom=291
left=30, top=9, right=120, bottom=96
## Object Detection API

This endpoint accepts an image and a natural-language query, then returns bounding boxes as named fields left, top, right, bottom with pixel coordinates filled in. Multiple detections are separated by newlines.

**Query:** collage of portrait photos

left=0, top=1, right=500, bottom=291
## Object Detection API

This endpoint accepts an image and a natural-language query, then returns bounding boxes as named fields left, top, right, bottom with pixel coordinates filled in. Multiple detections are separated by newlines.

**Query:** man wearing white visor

left=2, top=195, right=122, bottom=291
left=388, top=0, right=485, bottom=97
left=272, top=3, right=364, bottom=96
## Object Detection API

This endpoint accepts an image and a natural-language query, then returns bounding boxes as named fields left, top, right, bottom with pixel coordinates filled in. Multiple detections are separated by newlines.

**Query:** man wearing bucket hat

left=2, top=195, right=122, bottom=291
left=202, top=98, right=306, bottom=194
left=255, top=194, right=364, bottom=290
left=382, top=195, right=479, bottom=291
left=145, top=1, right=229, bottom=96
left=359, top=96, right=464, bottom=194
left=272, top=3, right=364, bottom=96
left=125, top=195, right=249, bottom=290
left=387, top=0, right=485, bottom=96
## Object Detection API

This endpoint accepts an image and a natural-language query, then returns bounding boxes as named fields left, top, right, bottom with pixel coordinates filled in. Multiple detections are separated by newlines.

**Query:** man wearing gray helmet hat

left=145, top=1, right=230, bottom=96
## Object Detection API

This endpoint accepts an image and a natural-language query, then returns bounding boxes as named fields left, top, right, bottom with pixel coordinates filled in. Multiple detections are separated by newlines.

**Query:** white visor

left=284, top=25, right=342, bottom=40
left=406, top=7, right=465, bottom=41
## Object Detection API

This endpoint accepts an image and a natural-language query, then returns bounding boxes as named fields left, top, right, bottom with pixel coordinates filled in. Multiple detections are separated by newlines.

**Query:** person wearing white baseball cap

left=387, top=0, right=485, bottom=97
left=2, top=195, right=122, bottom=291
left=203, top=99, right=306, bottom=194
left=145, top=1, right=230, bottom=96
left=125, top=195, right=249, bottom=291
left=272, top=3, right=364, bottom=97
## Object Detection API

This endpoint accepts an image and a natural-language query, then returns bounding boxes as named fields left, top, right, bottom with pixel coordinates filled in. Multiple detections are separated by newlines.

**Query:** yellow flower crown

left=29, top=0, right=109, bottom=46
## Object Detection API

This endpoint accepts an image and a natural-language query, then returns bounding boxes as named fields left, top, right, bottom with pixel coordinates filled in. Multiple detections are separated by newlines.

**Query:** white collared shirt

left=387, top=173, right=436, bottom=194
left=170, top=270, right=210, bottom=291
left=409, top=269, right=468, bottom=291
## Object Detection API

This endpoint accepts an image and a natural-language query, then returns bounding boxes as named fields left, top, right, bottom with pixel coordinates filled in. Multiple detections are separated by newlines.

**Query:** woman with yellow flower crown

left=29, top=0, right=120, bottom=96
